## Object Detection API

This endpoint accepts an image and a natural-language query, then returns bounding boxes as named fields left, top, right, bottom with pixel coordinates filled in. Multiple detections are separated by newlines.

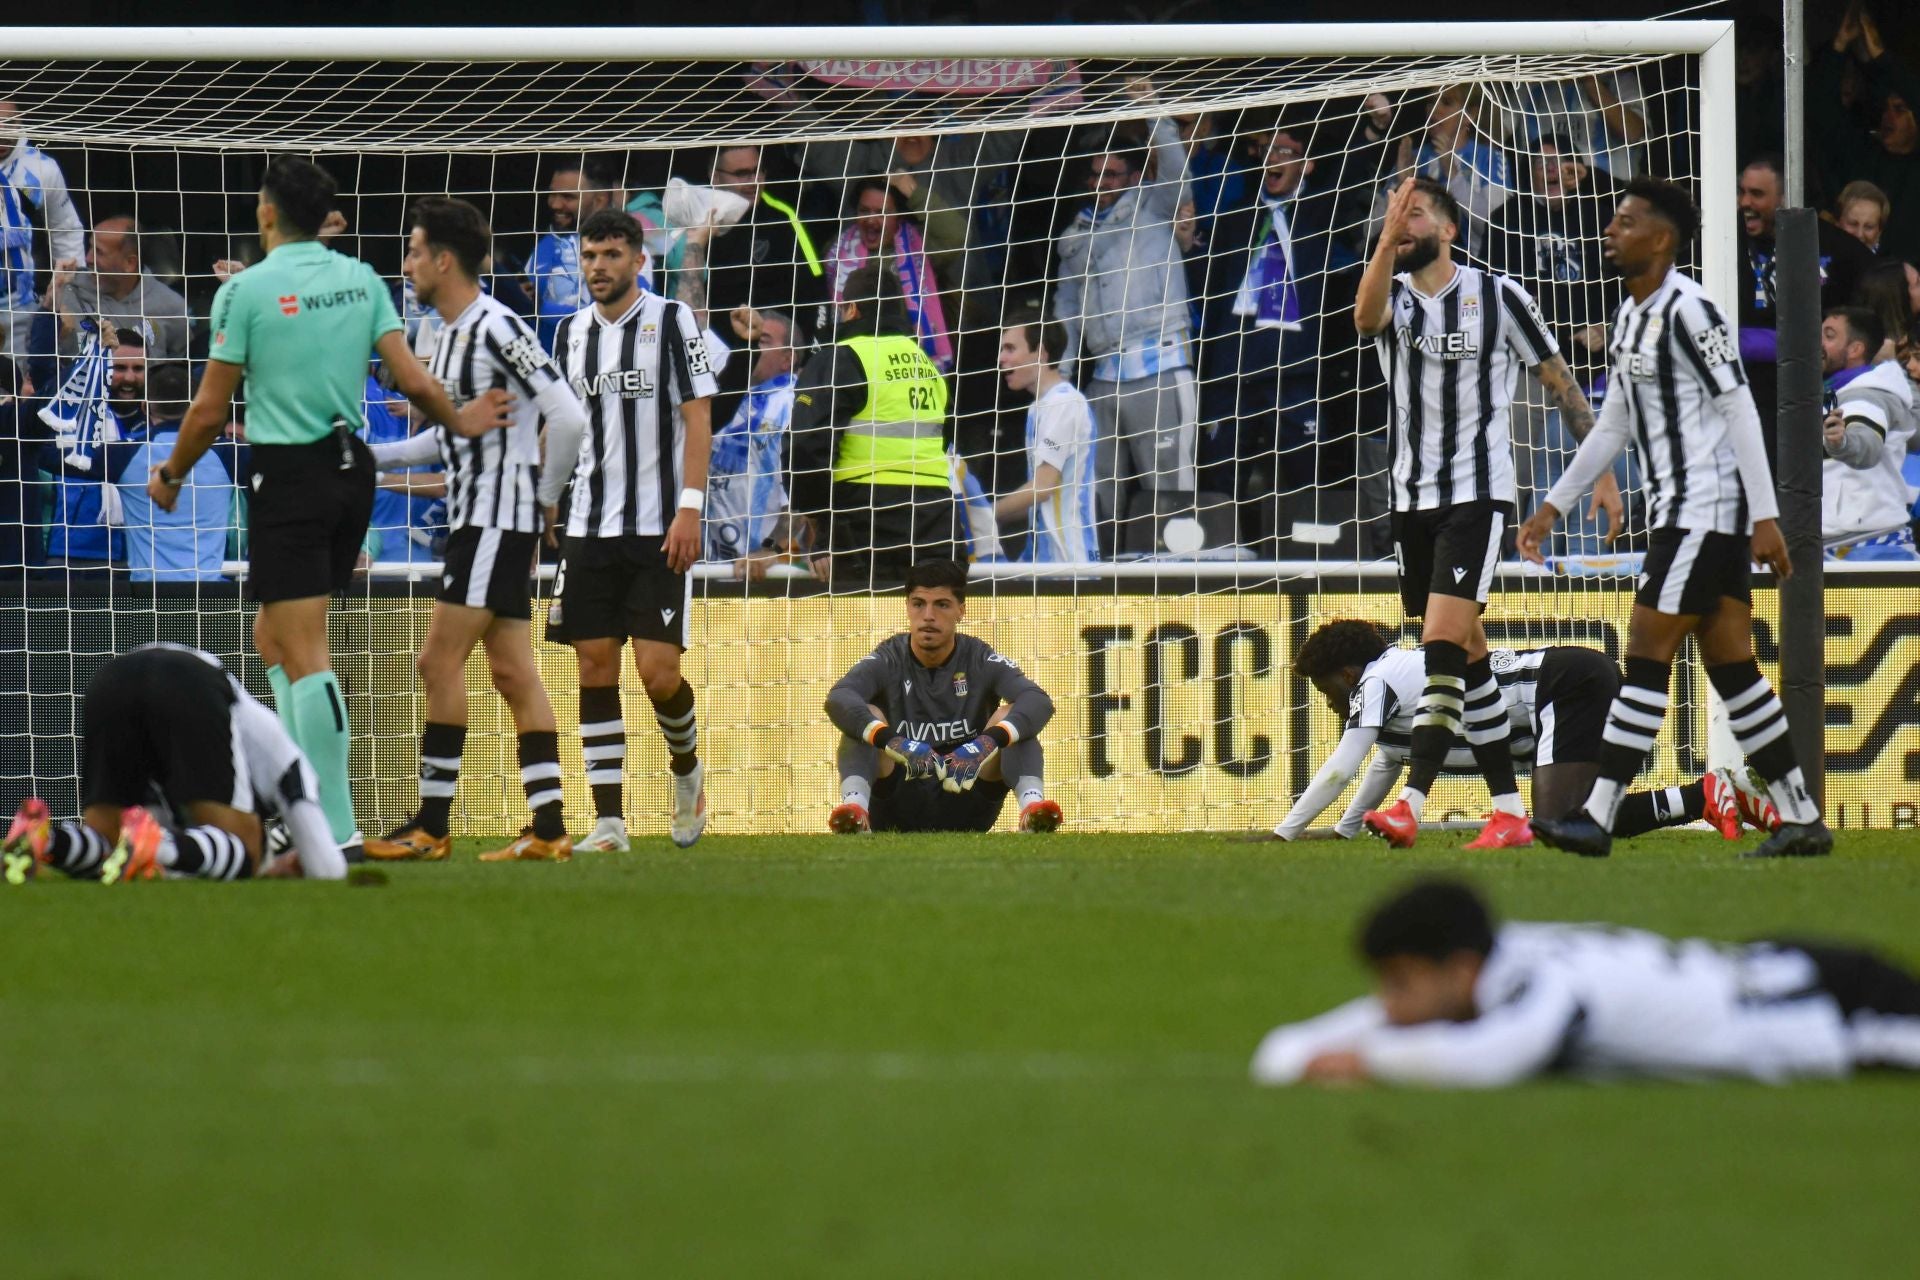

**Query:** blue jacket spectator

left=105, top=362, right=245, bottom=583
left=359, top=371, right=445, bottom=563
left=705, top=308, right=797, bottom=563
left=38, top=325, right=147, bottom=568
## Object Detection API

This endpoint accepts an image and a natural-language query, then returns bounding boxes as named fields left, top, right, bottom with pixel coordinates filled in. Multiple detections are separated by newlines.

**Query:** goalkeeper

left=824, top=559, right=1060, bottom=834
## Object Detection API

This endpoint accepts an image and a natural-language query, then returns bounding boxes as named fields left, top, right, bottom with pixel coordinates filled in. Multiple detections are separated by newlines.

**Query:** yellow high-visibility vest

left=833, top=334, right=949, bottom=488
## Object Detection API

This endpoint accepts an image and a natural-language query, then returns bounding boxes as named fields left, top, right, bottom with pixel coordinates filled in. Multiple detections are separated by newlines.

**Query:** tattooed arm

left=1534, top=352, right=1622, bottom=543
left=676, top=225, right=711, bottom=333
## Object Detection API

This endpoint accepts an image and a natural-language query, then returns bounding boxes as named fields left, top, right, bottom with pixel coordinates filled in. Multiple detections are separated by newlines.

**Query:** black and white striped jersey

left=1374, top=265, right=1559, bottom=511
left=557, top=291, right=720, bottom=539
left=1599, top=268, right=1751, bottom=534
left=422, top=293, right=570, bottom=533
left=1345, top=645, right=1538, bottom=769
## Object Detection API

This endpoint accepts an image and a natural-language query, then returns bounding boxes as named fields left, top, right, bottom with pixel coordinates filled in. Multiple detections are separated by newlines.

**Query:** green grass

left=4, top=829, right=1918, bottom=1278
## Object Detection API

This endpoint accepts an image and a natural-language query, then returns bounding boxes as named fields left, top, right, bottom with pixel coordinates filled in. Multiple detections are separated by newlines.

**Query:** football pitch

left=5, top=830, right=1916, bottom=1278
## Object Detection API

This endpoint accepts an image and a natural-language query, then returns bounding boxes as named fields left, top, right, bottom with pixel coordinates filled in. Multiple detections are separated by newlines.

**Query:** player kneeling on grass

left=1251, top=877, right=1920, bottom=1087
left=4, top=644, right=346, bottom=884
left=825, top=558, right=1060, bottom=834
left=1267, top=620, right=1779, bottom=847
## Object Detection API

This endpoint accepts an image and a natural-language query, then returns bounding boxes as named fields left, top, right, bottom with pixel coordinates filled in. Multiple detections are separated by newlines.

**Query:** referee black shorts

left=1531, top=647, right=1618, bottom=768
left=552, top=534, right=690, bottom=649
left=869, top=771, right=1011, bottom=834
left=439, top=526, right=538, bottom=620
left=247, top=431, right=376, bottom=604
left=1636, top=526, right=1753, bottom=617
left=81, top=648, right=247, bottom=815
left=1389, top=500, right=1512, bottom=618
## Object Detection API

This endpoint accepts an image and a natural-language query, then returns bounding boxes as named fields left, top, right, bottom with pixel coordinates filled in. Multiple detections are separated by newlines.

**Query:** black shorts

left=439, top=526, right=538, bottom=620
left=869, top=772, right=1011, bottom=834
left=247, top=433, right=376, bottom=604
left=551, top=534, right=690, bottom=648
left=81, top=648, right=246, bottom=815
left=1390, top=501, right=1511, bottom=618
left=1764, top=941, right=1920, bottom=1018
left=1636, top=527, right=1752, bottom=616
left=1531, top=647, right=1618, bottom=767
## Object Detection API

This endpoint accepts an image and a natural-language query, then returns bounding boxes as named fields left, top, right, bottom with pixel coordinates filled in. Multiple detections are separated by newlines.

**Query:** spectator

left=706, top=306, right=798, bottom=566
left=50, top=215, right=191, bottom=360
left=1193, top=123, right=1362, bottom=548
left=1053, top=83, right=1196, bottom=534
left=951, top=448, right=1005, bottom=565
left=0, top=100, right=84, bottom=360
left=1402, top=84, right=1514, bottom=255
left=1836, top=179, right=1891, bottom=253
left=528, top=158, right=628, bottom=352
left=0, top=354, right=44, bottom=577
left=827, top=177, right=951, bottom=371
left=693, top=144, right=829, bottom=341
left=1513, top=72, right=1652, bottom=180
left=1811, top=2, right=1920, bottom=258
left=1820, top=305, right=1918, bottom=560
left=1854, top=257, right=1917, bottom=361
left=1176, top=111, right=1247, bottom=228
left=108, top=361, right=246, bottom=583
left=39, top=326, right=147, bottom=573
left=993, top=320, right=1097, bottom=566
left=1487, top=135, right=1627, bottom=555
left=787, top=265, right=958, bottom=587
left=360, top=368, right=445, bottom=564
left=1738, top=153, right=1876, bottom=464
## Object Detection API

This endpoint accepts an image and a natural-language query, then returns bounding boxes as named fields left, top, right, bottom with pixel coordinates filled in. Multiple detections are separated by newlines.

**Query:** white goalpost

left=0, top=22, right=1753, bottom=835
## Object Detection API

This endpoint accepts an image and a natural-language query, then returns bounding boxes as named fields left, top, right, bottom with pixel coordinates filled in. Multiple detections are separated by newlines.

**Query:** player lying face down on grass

left=1264, top=620, right=1779, bottom=846
left=823, top=559, right=1061, bottom=834
left=1251, top=877, right=1920, bottom=1087
left=3, top=645, right=346, bottom=883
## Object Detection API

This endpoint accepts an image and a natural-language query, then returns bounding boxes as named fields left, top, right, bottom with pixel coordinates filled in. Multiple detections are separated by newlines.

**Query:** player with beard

left=1353, top=177, right=1600, bottom=852
left=1518, top=179, right=1832, bottom=859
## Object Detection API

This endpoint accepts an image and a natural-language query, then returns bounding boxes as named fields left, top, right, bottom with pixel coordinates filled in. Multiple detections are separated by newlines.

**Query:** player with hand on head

left=1252, top=877, right=1920, bottom=1087
left=1265, top=620, right=1778, bottom=845
left=359, top=197, right=589, bottom=864
left=824, top=559, right=1059, bottom=834
left=1353, top=176, right=1609, bottom=852
left=1517, top=178, right=1832, bottom=859
left=4, top=644, right=345, bottom=884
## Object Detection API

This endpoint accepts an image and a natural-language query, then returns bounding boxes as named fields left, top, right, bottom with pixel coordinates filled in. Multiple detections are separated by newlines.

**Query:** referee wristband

left=678, top=487, right=706, bottom=514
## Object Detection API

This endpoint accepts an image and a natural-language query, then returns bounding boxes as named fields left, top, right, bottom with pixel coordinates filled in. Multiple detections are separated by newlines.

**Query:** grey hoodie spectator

left=1053, top=94, right=1197, bottom=528
left=51, top=215, right=192, bottom=360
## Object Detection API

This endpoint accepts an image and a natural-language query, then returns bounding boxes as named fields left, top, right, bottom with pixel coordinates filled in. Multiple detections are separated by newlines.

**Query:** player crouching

left=1268, top=620, right=1778, bottom=847
left=824, top=559, right=1059, bottom=834
left=4, top=644, right=347, bottom=884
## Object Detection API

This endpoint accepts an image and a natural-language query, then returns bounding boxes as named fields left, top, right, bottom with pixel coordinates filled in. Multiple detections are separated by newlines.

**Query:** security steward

left=149, top=156, right=507, bottom=855
left=788, top=264, right=960, bottom=587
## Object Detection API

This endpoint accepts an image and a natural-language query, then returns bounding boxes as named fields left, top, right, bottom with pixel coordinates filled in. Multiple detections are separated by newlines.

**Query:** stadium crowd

left=2, top=2, right=1918, bottom=584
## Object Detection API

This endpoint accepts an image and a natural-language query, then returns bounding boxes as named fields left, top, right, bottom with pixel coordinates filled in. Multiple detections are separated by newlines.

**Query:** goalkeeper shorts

left=869, top=772, right=1010, bottom=834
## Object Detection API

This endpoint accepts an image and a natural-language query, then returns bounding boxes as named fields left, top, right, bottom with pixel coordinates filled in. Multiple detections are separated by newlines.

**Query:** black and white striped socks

left=1402, top=640, right=1467, bottom=818
left=1462, top=656, right=1523, bottom=816
left=653, top=680, right=699, bottom=778
left=580, top=686, right=626, bottom=820
left=416, top=721, right=466, bottom=838
left=165, top=827, right=253, bottom=880
left=1709, top=660, right=1821, bottom=825
left=1584, top=656, right=1671, bottom=831
left=43, top=821, right=110, bottom=877
left=518, top=730, right=567, bottom=840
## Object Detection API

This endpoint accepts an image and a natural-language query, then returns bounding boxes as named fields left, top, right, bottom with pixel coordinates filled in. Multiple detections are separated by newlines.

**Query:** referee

left=150, top=157, right=507, bottom=856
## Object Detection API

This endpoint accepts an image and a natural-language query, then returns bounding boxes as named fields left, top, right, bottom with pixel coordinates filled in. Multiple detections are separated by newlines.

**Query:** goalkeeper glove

left=884, top=735, right=942, bottom=781
left=941, top=734, right=1000, bottom=793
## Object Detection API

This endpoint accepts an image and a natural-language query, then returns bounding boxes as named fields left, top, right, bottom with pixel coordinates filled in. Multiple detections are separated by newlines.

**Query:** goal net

left=2, top=24, right=1781, bottom=837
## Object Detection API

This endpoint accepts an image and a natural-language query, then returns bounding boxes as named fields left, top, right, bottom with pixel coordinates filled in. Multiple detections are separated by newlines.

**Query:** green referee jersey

left=208, top=240, right=403, bottom=445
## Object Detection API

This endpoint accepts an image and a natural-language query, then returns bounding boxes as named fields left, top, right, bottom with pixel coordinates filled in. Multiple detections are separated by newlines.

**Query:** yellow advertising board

left=347, top=584, right=1920, bottom=835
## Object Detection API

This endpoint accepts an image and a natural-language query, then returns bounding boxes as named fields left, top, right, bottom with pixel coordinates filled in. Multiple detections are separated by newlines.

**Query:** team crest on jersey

left=1460, top=294, right=1480, bottom=320
left=953, top=671, right=968, bottom=697
left=640, top=323, right=657, bottom=339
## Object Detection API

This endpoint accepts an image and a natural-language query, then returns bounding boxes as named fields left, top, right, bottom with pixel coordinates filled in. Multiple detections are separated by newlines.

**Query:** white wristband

left=678, top=487, right=706, bottom=514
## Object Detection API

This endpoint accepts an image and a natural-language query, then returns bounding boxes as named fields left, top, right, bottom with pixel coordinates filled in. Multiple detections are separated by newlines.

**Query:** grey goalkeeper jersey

left=827, top=633, right=1055, bottom=752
